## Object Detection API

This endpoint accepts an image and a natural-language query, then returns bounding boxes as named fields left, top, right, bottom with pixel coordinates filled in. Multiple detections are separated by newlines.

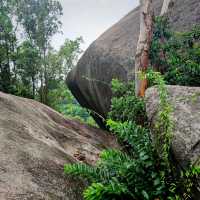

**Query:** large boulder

left=145, top=86, right=200, bottom=198
left=0, top=92, right=119, bottom=200
left=66, top=0, right=200, bottom=127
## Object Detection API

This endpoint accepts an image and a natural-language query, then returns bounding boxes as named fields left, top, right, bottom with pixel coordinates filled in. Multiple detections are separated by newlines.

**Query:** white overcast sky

left=52, top=0, right=139, bottom=50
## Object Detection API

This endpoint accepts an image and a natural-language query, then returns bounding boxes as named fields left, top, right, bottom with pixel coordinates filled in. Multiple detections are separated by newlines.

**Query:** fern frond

left=64, top=163, right=101, bottom=182
left=83, top=180, right=133, bottom=200
left=98, top=149, right=134, bottom=169
left=100, top=149, right=131, bottom=163
left=64, top=163, right=114, bottom=183
left=107, top=119, right=153, bottom=157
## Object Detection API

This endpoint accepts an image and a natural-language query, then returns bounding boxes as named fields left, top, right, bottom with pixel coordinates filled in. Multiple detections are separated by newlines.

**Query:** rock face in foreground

left=145, top=86, right=200, bottom=198
left=0, top=92, right=119, bottom=200
left=66, top=0, right=200, bottom=127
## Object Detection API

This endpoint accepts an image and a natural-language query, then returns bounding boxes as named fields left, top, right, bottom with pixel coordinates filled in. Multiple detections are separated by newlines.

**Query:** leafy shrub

left=108, top=79, right=147, bottom=125
left=64, top=75, right=199, bottom=200
left=65, top=120, right=165, bottom=200
left=64, top=20, right=200, bottom=199
left=64, top=78, right=166, bottom=200
left=150, top=17, right=200, bottom=86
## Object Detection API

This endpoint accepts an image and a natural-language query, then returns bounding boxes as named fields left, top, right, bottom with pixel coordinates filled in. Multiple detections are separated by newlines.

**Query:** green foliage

left=150, top=16, right=200, bottom=86
left=17, top=0, right=63, bottom=50
left=48, top=82, right=97, bottom=127
left=64, top=80, right=166, bottom=200
left=1, top=3, right=199, bottom=199
left=16, top=0, right=63, bottom=104
left=109, top=79, right=147, bottom=125
left=83, top=182, right=131, bottom=200
left=0, top=1, right=17, bottom=93
left=146, top=70, right=173, bottom=164
left=59, top=37, right=83, bottom=75
left=64, top=164, right=101, bottom=182
left=0, top=0, right=94, bottom=127
left=16, top=40, right=40, bottom=98
left=107, top=120, right=152, bottom=156
left=0, top=0, right=63, bottom=100
left=64, top=76, right=199, bottom=200
left=65, top=124, right=165, bottom=199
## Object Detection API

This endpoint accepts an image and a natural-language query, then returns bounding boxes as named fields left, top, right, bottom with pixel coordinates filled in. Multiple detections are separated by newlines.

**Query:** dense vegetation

left=1, top=1, right=199, bottom=198
left=150, top=17, right=200, bottom=86
left=65, top=77, right=199, bottom=200
left=64, top=18, right=200, bottom=200
left=0, top=0, right=96, bottom=125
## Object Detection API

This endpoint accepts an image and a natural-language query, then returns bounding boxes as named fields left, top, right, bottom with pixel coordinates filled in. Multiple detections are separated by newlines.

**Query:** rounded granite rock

left=66, top=0, right=200, bottom=127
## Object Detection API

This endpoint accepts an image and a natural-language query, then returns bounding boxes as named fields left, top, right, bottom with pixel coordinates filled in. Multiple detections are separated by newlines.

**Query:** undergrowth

left=150, top=17, right=200, bottom=86
left=108, top=79, right=147, bottom=126
left=64, top=76, right=199, bottom=200
left=64, top=18, right=200, bottom=200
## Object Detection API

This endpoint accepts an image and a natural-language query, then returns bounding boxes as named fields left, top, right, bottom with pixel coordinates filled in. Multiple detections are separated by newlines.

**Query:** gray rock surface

left=146, top=85, right=200, bottom=167
left=0, top=92, right=119, bottom=200
left=145, top=85, right=200, bottom=198
left=66, top=0, right=200, bottom=127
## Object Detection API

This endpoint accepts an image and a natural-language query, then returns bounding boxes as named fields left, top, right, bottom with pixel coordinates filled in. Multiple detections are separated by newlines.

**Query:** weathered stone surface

left=146, top=85, right=200, bottom=167
left=0, top=92, right=119, bottom=200
left=145, top=85, right=200, bottom=198
left=66, top=0, right=200, bottom=127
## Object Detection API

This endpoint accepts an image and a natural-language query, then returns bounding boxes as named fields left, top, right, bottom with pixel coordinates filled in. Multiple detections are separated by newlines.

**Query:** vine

left=64, top=74, right=199, bottom=199
left=146, top=70, right=173, bottom=166
left=64, top=19, right=200, bottom=199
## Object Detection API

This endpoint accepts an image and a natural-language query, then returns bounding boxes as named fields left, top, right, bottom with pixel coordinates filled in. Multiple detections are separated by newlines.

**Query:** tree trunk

left=40, top=73, right=44, bottom=103
left=32, top=76, right=35, bottom=99
left=160, top=0, right=171, bottom=16
left=135, top=0, right=153, bottom=97
left=4, top=35, right=11, bottom=93
left=43, top=49, right=48, bottom=105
